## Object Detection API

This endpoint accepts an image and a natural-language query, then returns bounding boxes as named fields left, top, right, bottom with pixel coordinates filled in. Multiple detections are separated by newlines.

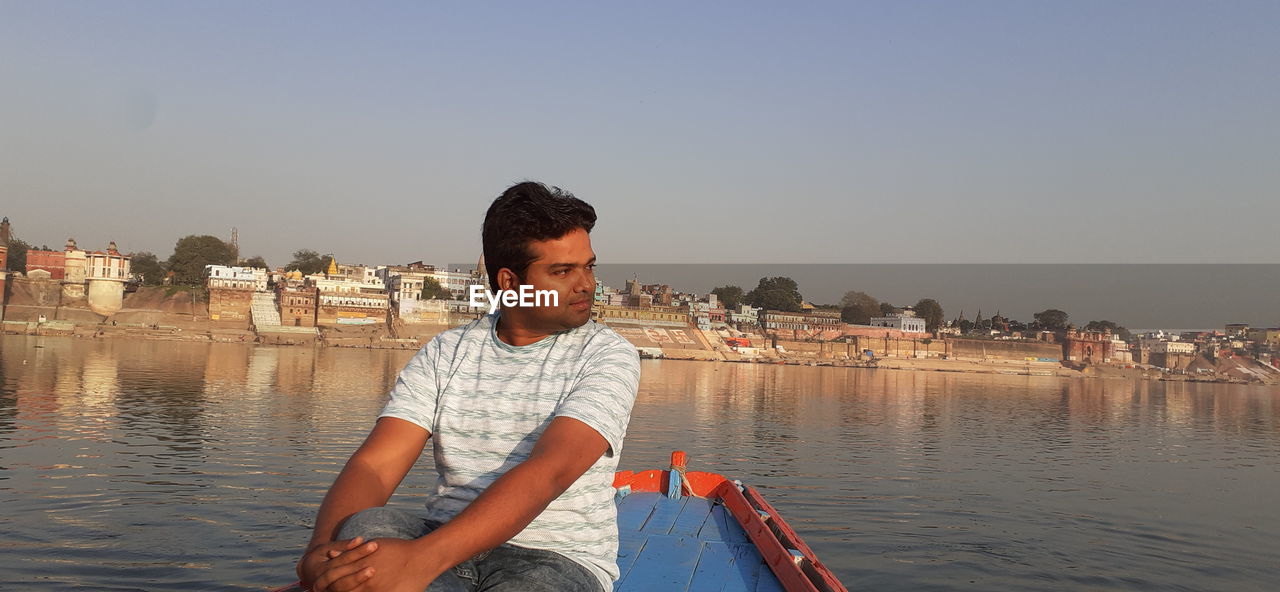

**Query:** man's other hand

left=296, top=537, right=374, bottom=590
left=310, top=538, right=437, bottom=592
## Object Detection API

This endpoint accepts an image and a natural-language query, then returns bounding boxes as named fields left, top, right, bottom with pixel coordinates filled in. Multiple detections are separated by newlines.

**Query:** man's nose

left=575, top=269, right=595, bottom=293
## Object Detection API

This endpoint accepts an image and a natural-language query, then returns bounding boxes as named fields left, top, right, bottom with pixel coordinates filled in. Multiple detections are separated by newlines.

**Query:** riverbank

left=4, top=320, right=1274, bottom=385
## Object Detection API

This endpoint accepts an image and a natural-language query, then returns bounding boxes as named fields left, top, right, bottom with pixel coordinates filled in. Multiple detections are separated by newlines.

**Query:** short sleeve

left=379, top=341, right=440, bottom=434
left=555, top=336, right=641, bottom=457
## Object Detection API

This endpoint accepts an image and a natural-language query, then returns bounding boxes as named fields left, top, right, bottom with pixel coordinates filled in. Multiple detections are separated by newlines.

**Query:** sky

left=2, top=2, right=1278, bottom=325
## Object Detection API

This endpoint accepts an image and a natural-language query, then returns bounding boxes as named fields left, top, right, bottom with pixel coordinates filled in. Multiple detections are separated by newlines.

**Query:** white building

left=870, top=314, right=927, bottom=333
left=431, top=267, right=484, bottom=300
left=1149, top=341, right=1195, bottom=354
left=206, top=265, right=268, bottom=292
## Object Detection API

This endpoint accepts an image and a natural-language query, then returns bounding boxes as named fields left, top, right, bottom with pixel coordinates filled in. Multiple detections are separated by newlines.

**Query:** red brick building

left=279, top=285, right=318, bottom=327
left=26, top=249, right=66, bottom=280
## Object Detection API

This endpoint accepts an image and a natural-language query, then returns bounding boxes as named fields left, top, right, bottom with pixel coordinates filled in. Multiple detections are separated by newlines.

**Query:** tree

left=958, top=319, right=974, bottom=334
left=421, top=277, right=451, bottom=300
left=1085, top=319, right=1131, bottom=341
left=286, top=249, right=331, bottom=276
left=242, top=255, right=269, bottom=270
left=130, top=251, right=165, bottom=286
left=840, top=291, right=880, bottom=324
left=4, top=238, right=29, bottom=272
left=746, top=276, right=802, bottom=312
left=165, top=235, right=236, bottom=286
left=1033, top=309, right=1070, bottom=331
left=711, top=285, right=744, bottom=310
left=879, top=302, right=898, bottom=316
left=914, top=298, right=945, bottom=333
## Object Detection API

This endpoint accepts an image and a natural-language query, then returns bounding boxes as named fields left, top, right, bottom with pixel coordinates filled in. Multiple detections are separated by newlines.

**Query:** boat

left=272, top=451, right=846, bottom=592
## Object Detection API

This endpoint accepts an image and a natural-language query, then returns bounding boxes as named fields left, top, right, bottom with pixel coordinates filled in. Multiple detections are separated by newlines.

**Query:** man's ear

left=497, top=268, right=519, bottom=292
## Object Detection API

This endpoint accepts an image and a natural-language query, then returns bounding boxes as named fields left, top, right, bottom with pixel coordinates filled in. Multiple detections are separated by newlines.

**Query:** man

left=296, top=182, right=641, bottom=592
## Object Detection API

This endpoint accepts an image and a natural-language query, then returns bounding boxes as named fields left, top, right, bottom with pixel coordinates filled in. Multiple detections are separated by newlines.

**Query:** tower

left=229, top=227, right=240, bottom=262
left=0, top=216, right=10, bottom=245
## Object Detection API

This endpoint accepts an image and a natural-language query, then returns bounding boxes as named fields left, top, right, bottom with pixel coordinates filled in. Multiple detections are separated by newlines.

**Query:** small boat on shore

left=272, top=452, right=846, bottom=592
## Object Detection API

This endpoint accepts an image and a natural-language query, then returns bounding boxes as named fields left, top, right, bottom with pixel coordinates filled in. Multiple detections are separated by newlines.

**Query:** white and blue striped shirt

left=380, top=313, right=641, bottom=589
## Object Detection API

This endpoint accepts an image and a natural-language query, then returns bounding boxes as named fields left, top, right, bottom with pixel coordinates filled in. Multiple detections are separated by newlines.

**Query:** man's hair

left=482, top=181, right=596, bottom=290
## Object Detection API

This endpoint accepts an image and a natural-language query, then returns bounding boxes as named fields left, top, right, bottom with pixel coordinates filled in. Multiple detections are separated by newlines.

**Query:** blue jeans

left=336, top=507, right=603, bottom=592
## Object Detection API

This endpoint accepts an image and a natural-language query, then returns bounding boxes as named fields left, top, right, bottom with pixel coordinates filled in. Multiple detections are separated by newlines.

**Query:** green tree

left=130, top=251, right=165, bottom=286
left=840, top=291, right=880, bottom=324
left=420, top=277, right=452, bottom=300
left=914, top=298, right=945, bottom=333
left=879, top=302, right=898, bottom=316
left=958, top=319, right=974, bottom=334
left=286, top=249, right=331, bottom=276
left=1033, top=309, right=1070, bottom=331
left=242, top=255, right=269, bottom=270
left=1085, top=319, right=1131, bottom=341
left=711, top=285, right=744, bottom=310
left=165, top=235, right=236, bottom=286
left=746, top=276, right=802, bottom=312
left=4, top=238, right=29, bottom=272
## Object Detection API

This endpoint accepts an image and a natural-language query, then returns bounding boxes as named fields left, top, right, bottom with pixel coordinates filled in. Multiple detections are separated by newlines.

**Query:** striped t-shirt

left=379, top=313, right=641, bottom=590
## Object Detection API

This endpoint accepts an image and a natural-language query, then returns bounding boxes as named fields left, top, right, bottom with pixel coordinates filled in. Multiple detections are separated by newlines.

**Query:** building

left=1148, top=340, right=1197, bottom=369
left=869, top=313, right=927, bottom=334
left=206, top=265, right=259, bottom=322
left=62, top=238, right=87, bottom=285
left=593, top=304, right=690, bottom=327
left=726, top=304, right=759, bottom=326
left=1224, top=323, right=1250, bottom=337
left=316, top=291, right=390, bottom=326
left=1062, top=329, right=1121, bottom=364
left=431, top=267, right=483, bottom=300
left=26, top=249, right=66, bottom=280
left=1246, top=328, right=1280, bottom=350
left=207, top=265, right=268, bottom=292
left=278, top=283, right=318, bottom=327
left=310, top=268, right=390, bottom=326
left=85, top=242, right=131, bottom=316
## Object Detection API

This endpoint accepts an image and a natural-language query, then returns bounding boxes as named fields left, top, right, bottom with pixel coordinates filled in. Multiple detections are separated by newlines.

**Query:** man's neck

left=494, top=313, right=552, bottom=347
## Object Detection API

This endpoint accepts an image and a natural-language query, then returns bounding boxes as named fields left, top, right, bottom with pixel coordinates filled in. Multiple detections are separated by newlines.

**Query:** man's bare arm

left=297, top=417, right=429, bottom=585
left=316, top=415, right=609, bottom=589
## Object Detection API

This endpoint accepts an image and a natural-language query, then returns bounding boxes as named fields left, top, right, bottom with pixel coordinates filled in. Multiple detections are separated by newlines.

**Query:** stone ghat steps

left=251, top=292, right=282, bottom=327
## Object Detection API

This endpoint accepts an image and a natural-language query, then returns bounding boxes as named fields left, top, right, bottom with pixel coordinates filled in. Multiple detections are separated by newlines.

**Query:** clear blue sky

left=3, top=1, right=1278, bottom=270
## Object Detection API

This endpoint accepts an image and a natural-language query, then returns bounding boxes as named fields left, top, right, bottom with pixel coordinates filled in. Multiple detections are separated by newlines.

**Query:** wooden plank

left=615, top=534, right=700, bottom=591
left=613, top=529, right=649, bottom=587
left=700, top=502, right=750, bottom=543
left=687, top=541, right=763, bottom=592
left=669, top=497, right=716, bottom=536
left=754, top=566, right=787, bottom=592
left=616, top=492, right=660, bottom=532
left=640, top=495, right=689, bottom=534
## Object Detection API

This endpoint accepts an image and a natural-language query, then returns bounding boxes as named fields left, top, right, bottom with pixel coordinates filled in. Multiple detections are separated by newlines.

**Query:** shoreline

left=4, top=323, right=1271, bottom=385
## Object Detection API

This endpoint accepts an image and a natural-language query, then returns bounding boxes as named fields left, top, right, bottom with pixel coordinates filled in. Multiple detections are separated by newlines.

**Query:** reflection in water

left=1, top=336, right=1279, bottom=590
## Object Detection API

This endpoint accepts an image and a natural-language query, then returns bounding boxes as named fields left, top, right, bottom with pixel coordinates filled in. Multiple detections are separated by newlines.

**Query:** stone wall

left=1, top=277, right=106, bottom=324
left=946, top=338, right=1062, bottom=362
left=317, top=304, right=388, bottom=327
left=208, top=287, right=253, bottom=322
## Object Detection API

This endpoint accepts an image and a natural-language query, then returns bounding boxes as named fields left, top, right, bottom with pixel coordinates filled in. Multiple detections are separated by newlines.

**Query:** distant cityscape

left=3, top=217, right=1279, bottom=384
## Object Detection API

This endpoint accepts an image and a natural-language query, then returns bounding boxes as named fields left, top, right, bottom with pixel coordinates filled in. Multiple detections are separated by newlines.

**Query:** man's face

left=511, top=228, right=596, bottom=333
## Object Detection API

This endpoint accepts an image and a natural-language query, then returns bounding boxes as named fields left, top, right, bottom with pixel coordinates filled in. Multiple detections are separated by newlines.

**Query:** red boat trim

left=613, top=452, right=848, bottom=592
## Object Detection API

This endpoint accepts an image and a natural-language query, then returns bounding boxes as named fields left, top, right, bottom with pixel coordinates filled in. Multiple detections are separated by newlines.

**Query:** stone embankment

left=5, top=289, right=1276, bottom=384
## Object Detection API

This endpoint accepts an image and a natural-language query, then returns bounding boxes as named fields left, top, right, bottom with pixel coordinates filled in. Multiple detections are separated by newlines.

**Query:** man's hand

left=296, top=537, right=375, bottom=590
left=310, top=538, right=439, bottom=592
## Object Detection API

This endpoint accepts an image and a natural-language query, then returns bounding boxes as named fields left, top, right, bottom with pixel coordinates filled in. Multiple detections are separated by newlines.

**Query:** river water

left=1, top=335, right=1277, bottom=591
